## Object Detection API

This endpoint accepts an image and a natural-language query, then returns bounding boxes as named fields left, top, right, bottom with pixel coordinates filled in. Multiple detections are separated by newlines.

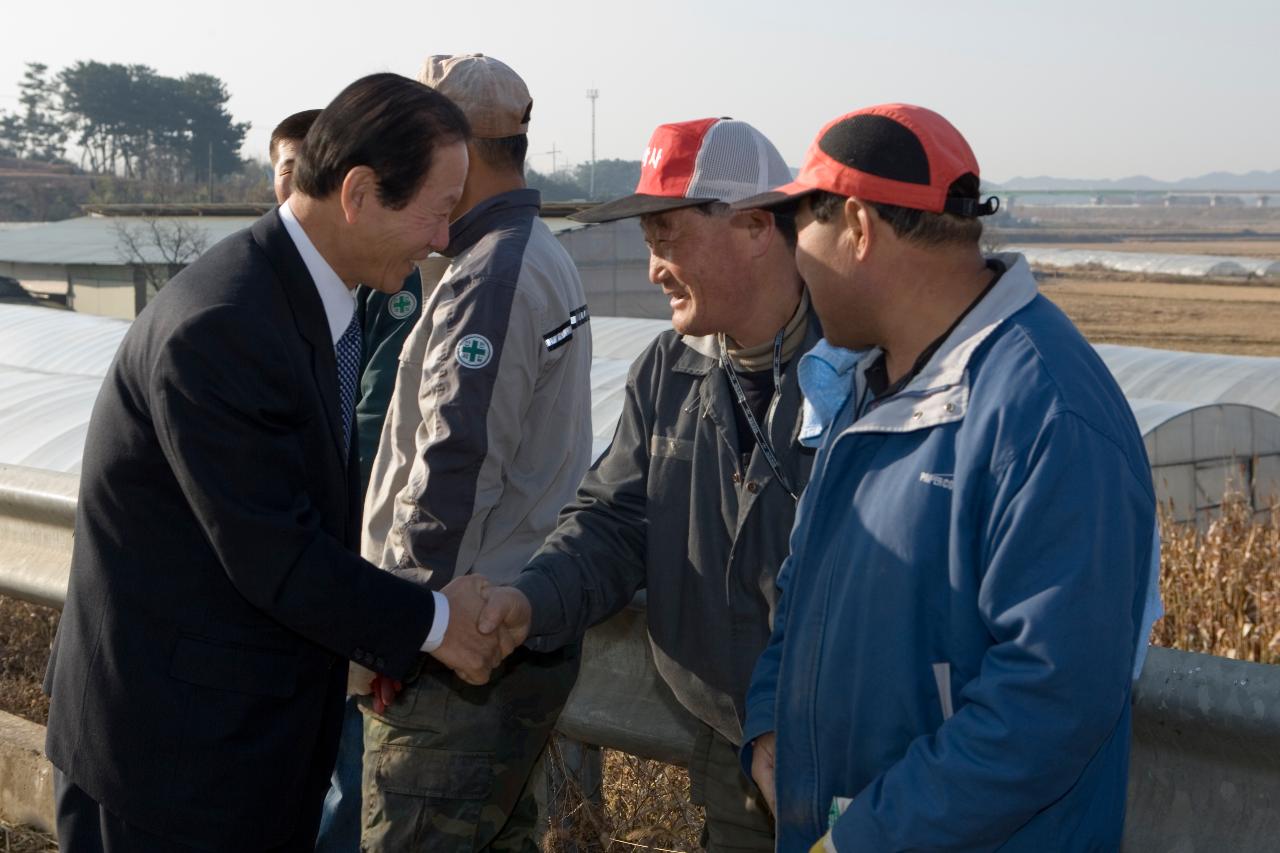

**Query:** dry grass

left=1152, top=494, right=1280, bottom=663
left=0, top=597, right=56, bottom=726
left=0, top=821, right=57, bottom=853
left=543, top=742, right=703, bottom=853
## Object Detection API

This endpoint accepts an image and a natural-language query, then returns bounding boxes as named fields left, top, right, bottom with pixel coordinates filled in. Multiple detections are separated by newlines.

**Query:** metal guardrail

left=0, top=465, right=75, bottom=608
left=1, top=463, right=1278, bottom=849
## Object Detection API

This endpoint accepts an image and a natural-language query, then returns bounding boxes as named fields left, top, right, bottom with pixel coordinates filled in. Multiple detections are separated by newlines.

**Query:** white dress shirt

left=278, top=201, right=449, bottom=653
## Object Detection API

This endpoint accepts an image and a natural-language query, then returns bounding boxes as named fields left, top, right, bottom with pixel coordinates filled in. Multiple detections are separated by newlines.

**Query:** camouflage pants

left=689, top=724, right=776, bottom=853
left=360, top=645, right=579, bottom=853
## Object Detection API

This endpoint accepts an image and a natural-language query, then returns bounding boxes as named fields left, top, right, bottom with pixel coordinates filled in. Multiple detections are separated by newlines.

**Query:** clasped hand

left=366, top=576, right=532, bottom=710
left=421, top=575, right=533, bottom=687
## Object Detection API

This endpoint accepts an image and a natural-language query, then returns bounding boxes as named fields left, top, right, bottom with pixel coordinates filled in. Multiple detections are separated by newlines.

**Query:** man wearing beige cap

left=356, top=54, right=593, bottom=851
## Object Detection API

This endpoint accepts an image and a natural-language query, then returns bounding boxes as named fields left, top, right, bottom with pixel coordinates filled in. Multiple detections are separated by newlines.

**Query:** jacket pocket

left=932, top=662, right=955, bottom=721
left=364, top=745, right=493, bottom=849
left=374, top=744, right=493, bottom=799
left=168, top=634, right=298, bottom=698
left=366, top=663, right=450, bottom=732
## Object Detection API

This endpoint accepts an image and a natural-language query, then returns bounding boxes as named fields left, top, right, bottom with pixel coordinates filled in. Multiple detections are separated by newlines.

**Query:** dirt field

left=1000, top=228, right=1280, bottom=356
left=1041, top=277, right=1280, bottom=356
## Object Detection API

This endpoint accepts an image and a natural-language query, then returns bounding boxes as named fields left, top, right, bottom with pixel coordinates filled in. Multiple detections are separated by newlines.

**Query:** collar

left=279, top=200, right=355, bottom=344
left=718, top=288, right=811, bottom=373
left=798, top=252, right=1039, bottom=443
left=864, top=259, right=1005, bottom=401
left=443, top=188, right=542, bottom=258
left=674, top=291, right=823, bottom=377
left=797, top=340, right=863, bottom=447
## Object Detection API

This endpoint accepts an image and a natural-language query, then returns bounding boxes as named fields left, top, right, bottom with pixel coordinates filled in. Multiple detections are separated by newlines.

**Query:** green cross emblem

left=387, top=290, right=417, bottom=320
left=456, top=334, right=492, bottom=368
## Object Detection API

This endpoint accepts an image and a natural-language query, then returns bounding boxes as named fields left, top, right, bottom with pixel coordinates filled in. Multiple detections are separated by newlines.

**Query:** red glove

left=369, top=674, right=403, bottom=714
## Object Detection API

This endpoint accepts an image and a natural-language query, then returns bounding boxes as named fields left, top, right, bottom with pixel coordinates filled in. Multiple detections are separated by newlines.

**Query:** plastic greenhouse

left=1, top=306, right=1277, bottom=525
left=1014, top=247, right=1280, bottom=280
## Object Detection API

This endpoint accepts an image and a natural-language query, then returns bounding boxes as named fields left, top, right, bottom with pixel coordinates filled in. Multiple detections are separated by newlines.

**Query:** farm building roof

left=0, top=213, right=588, bottom=267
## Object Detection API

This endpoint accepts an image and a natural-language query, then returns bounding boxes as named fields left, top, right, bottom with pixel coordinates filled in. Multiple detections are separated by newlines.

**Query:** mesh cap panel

left=688, top=120, right=792, bottom=204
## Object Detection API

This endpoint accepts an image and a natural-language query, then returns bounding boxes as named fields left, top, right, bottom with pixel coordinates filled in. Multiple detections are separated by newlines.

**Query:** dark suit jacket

left=44, top=210, right=436, bottom=850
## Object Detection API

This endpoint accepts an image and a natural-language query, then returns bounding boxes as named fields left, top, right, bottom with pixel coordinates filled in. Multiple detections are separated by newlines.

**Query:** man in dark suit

left=267, top=106, right=429, bottom=853
left=43, top=73, right=498, bottom=852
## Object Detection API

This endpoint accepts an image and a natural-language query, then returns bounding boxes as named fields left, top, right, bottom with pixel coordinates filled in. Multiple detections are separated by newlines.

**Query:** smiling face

left=640, top=206, right=754, bottom=338
left=353, top=141, right=468, bottom=293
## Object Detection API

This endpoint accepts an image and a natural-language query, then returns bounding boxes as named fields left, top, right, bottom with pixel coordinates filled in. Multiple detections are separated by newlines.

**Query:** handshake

left=355, top=575, right=535, bottom=713
left=432, top=575, right=534, bottom=685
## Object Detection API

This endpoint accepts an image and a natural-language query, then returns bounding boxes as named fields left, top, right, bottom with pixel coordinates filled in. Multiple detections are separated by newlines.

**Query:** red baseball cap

left=733, top=103, right=997, bottom=217
left=572, top=118, right=793, bottom=223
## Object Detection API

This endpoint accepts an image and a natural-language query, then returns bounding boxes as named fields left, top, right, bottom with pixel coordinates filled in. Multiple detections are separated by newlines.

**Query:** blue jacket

left=742, top=255, right=1157, bottom=852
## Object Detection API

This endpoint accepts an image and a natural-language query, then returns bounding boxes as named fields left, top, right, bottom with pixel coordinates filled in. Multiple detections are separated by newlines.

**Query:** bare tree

left=114, top=218, right=210, bottom=297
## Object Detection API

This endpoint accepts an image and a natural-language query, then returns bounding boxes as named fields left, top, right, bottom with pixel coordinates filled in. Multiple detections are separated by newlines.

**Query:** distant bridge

left=993, top=188, right=1280, bottom=208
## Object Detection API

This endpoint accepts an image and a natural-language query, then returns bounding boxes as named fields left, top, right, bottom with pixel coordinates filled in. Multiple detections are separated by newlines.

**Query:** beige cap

left=418, top=54, right=532, bottom=138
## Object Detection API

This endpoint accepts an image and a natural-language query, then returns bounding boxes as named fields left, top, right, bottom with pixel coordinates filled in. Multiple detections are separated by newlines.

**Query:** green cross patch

left=387, top=290, right=417, bottom=320
left=456, top=334, right=493, bottom=369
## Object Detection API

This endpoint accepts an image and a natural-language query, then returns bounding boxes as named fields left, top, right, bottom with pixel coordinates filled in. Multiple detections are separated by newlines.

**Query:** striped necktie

left=335, top=312, right=362, bottom=458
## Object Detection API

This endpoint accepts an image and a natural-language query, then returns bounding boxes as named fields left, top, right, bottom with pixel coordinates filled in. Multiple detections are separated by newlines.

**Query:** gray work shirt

left=514, top=307, right=820, bottom=743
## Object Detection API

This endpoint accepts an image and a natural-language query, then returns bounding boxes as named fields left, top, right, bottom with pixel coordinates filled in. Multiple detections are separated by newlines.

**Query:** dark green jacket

left=355, top=269, right=423, bottom=493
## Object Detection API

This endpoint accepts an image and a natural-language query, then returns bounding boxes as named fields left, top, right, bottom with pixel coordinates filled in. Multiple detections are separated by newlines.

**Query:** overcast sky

left=2, top=0, right=1277, bottom=183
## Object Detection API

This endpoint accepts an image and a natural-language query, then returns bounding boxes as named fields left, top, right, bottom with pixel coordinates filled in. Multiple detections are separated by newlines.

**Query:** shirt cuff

left=420, top=591, right=449, bottom=652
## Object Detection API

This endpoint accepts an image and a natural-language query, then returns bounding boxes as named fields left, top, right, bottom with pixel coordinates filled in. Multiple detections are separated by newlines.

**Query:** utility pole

left=586, top=88, right=598, bottom=199
left=207, top=141, right=213, bottom=203
left=542, top=142, right=561, bottom=175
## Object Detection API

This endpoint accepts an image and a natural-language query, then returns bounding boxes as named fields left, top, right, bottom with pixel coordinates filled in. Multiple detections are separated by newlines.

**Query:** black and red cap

left=733, top=103, right=998, bottom=217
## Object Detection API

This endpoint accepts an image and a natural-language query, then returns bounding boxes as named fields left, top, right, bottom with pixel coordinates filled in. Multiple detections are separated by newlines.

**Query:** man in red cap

left=730, top=104, right=1157, bottom=851
left=480, top=117, right=819, bottom=851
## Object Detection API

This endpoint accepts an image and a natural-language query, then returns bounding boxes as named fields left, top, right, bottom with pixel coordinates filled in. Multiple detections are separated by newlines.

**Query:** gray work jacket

left=363, top=190, right=592, bottom=587
left=514, top=307, right=819, bottom=743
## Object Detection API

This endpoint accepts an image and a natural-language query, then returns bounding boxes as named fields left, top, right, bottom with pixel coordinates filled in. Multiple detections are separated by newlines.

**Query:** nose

left=429, top=219, right=451, bottom=252
left=648, top=253, right=669, bottom=286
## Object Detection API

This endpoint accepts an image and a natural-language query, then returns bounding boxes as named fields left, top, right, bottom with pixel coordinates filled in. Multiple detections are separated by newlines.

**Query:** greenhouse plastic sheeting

left=590, top=316, right=670, bottom=360
left=1012, top=247, right=1280, bottom=279
left=5, top=301, right=1279, bottom=526
left=0, top=367, right=102, bottom=472
left=0, top=304, right=128, bottom=377
left=1096, top=345, right=1280, bottom=417
left=0, top=308, right=672, bottom=473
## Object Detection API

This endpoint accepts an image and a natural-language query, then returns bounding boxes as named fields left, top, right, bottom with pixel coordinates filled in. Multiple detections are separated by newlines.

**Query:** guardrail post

left=545, top=735, right=604, bottom=852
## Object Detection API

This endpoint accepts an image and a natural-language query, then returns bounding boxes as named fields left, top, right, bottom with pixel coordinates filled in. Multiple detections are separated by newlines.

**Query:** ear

left=731, top=208, right=775, bottom=259
left=339, top=165, right=379, bottom=225
left=844, top=197, right=874, bottom=261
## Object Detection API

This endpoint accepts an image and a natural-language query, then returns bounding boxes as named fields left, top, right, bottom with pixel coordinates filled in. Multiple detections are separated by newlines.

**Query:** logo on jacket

left=456, top=334, right=493, bottom=369
left=919, top=471, right=954, bottom=491
left=388, top=290, right=417, bottom=320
